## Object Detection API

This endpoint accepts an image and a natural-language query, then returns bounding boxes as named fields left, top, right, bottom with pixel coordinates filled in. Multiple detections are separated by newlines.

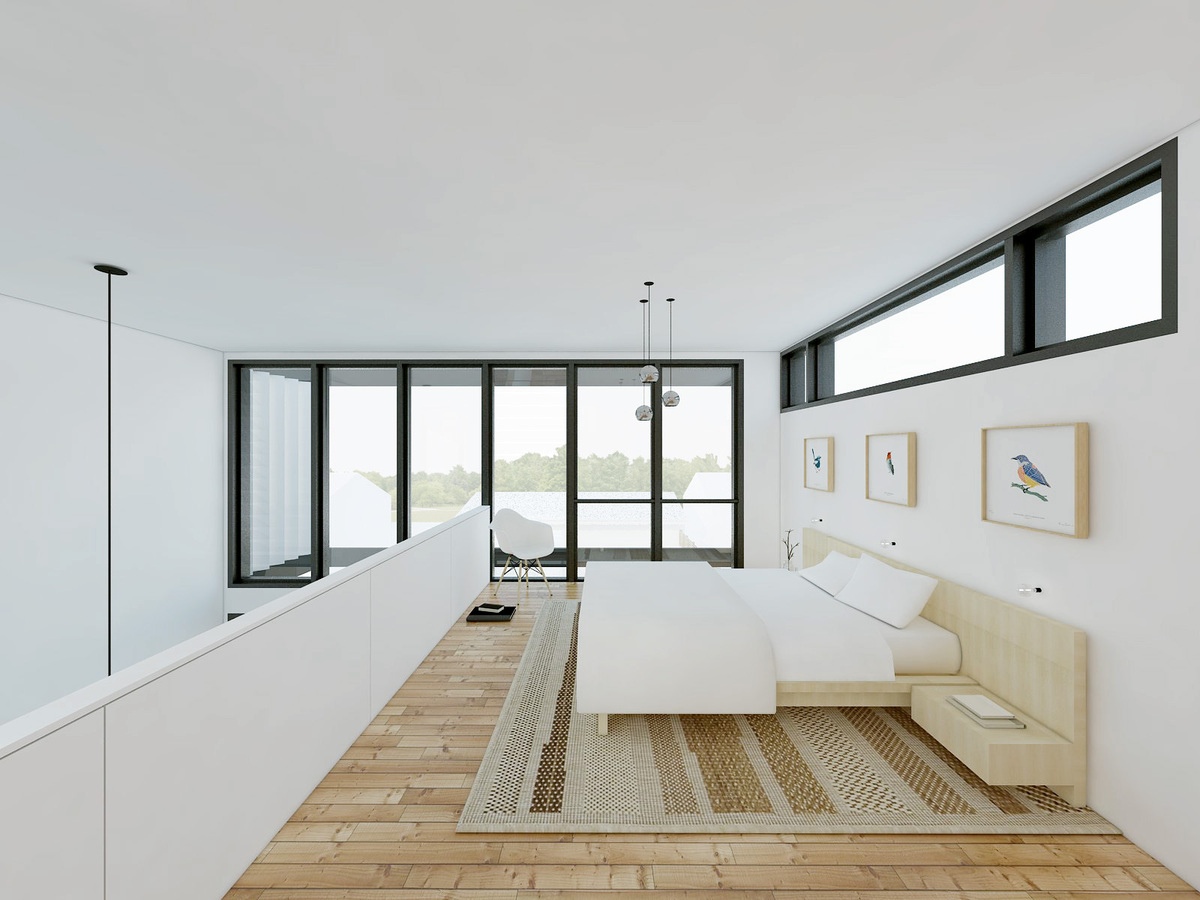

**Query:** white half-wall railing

left=0, top=506, right=491, bottom=900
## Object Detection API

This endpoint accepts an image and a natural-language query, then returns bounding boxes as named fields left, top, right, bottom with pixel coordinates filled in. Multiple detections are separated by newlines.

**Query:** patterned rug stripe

left=648, top=715, right=701, bottom=815
left=479, top=600, right=566, bottom=815
left=842, top=706, right=975, bottom=815
left=746, top=714, right=837, bottom=814
left=680, top=714, right=773, bottom=814
left=884, top=707, right=1031, bottom=815
left=789, top=706, right=910, bottom=814
left=459, top=600, right=1119, bottom=834
left=529, top=606, right=579, bottom=812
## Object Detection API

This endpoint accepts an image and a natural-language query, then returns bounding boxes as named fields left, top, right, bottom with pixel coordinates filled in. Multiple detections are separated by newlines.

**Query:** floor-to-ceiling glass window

left=660, top=365, right=736, bottom=565
left=575, top=366, right=652, bottom=578
left=491, top=367, right=567, bottom=578
left=237, top=366, right=314, bottom=580
left=327, top=367, right=398, bottom=573
left=408, top=367, right=482, bottom=535
left=231, top=359, right=740, bottom=586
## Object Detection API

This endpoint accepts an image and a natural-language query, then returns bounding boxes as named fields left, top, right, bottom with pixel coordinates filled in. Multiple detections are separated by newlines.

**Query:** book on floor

left=467, top=604, right=516, bottom=622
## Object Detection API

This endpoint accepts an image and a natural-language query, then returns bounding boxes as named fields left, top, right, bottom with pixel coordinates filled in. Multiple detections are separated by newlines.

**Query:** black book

left=467, top=604, right=516, bottom=623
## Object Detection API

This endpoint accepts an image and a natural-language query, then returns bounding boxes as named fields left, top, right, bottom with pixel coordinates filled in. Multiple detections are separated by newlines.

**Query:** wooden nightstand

left=911, top=684, right=1083, bottom=805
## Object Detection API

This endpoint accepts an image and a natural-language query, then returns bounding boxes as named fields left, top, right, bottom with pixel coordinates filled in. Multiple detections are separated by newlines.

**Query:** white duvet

left=717, top=568, right=896, bottom=682
left=576, top=561, right=777, bottom=715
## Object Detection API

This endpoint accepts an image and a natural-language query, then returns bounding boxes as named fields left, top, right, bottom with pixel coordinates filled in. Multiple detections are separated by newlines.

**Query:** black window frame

left=229, top=357, right=744, bottom=587
left=781, top=139, right=1178, bottom=410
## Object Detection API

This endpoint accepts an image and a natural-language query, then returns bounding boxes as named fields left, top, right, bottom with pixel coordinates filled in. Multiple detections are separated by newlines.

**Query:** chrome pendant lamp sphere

left=639, top=364, right=660, bottom=384
left=635, top=404, right=653, bottom=422
left=662, top=390, right=680, bottom=408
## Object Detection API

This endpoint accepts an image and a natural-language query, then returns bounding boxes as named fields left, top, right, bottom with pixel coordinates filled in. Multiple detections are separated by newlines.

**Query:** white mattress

left=718, top=568, right=961, bottom=677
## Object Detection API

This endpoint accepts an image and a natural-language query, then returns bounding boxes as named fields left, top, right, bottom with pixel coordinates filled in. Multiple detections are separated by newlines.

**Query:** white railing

left=0, top=507, right=490, bottom=900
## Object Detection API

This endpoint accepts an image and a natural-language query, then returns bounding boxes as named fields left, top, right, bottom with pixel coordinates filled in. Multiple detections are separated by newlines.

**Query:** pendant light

left=662, top=296, right=680, bottom=408
left=639, top=281, right=659, bottom=385
left=95, top=263, right=128, bottom=676
left=635, top=281, right=656, bottom=421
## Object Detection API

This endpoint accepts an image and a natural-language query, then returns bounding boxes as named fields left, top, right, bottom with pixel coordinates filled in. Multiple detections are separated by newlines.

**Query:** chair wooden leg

left=493, top=555, right=515, bottom=596
left=532, top=558, right=552, bottom=597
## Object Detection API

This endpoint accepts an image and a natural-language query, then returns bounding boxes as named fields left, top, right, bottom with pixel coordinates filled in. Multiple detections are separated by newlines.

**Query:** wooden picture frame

left=865, top=432, right=916, bottom=506
left=982, top=422, right=1089, bottom=538
left=803, top=436, right=833, bottom=491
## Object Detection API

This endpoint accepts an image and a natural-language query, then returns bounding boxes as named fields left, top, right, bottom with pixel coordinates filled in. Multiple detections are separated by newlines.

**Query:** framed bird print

left=804, top=436, right=833, bottom=491
left=982, top=423, right=1089, bottom=537
left=865, top=432, right=916, bottom=506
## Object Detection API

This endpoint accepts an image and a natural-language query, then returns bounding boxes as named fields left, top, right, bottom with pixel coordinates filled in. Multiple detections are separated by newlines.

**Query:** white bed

left=576, top=560, right=962, bottom=733
left=575, top=561, right=777, bottom=727
left=718, top=568, right=962, bottom=678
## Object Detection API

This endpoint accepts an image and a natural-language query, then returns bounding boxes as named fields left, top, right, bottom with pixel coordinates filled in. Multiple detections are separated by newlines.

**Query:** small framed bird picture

left=804, top=436, right=833, bottom=491
left=982, top=423, right=1089, bottom=538
left=865, top=432, right=916, bottom=506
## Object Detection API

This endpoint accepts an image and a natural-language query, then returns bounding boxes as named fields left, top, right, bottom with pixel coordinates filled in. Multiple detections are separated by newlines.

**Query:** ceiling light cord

left=667, top=297, right=673, bottom=391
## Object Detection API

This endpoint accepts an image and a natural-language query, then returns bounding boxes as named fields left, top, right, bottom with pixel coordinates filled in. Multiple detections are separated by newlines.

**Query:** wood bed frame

left=788, top=528, right=1088, bottom=805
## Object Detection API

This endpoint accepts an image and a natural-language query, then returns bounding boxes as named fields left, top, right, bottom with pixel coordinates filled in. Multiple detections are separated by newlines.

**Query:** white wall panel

left=740, top=352, right=781, bottom=567
left=780, top=125, right=1200, bottom=890
left=0, top=711, right=104, bottom=898
left=370, top=539, right=451, bottom=714
left=0, top=297, right=107, bottom=723
left=105, top=574, right=372, bottom=900
left=0, top=298, right=224, bottom=725
left=452, top=509, right=491, bottom=616
left=111, top=325, right=224, bottom=672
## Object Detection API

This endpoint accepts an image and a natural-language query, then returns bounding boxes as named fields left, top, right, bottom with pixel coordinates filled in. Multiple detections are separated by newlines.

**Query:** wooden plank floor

left=226, top=584, right=1198, bottom=900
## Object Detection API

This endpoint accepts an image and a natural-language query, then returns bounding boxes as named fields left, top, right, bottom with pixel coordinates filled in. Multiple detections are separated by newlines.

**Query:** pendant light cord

left=668, top=298, right=673, bottom=391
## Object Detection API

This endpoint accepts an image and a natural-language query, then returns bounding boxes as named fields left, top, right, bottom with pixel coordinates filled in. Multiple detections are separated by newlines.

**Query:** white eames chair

left=491, top=508, right=555, bottom=597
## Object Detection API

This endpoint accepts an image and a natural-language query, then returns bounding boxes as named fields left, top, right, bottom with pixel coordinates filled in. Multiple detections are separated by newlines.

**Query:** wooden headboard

left=802, top=528, right=1086, bottom=751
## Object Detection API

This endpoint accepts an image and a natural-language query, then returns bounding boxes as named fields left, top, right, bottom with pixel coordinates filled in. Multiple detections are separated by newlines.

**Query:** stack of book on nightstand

left=466, top=602, right=516, bottom=623
left=949, top=693, right=1026, bottom=729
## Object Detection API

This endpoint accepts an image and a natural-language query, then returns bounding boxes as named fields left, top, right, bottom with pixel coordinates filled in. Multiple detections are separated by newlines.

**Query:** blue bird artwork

left=1011, top=454, right=1050, bottom=502
left=811, top=447, right=822, bottom=470
left=885, top=451, right=894, bottom=475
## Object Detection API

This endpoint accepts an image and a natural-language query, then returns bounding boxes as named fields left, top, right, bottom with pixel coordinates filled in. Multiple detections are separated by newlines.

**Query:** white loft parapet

left=0, top=506, right=491, bottom=900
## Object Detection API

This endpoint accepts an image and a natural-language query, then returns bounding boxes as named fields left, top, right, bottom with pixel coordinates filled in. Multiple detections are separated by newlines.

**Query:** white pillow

left=798, top=550, right=860, bottom=596
left=834, top=554, right=937, bottom=629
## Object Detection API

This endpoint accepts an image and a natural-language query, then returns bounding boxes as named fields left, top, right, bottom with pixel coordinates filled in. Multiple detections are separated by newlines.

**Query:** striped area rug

left=458, top=600, right=1118, bottom=834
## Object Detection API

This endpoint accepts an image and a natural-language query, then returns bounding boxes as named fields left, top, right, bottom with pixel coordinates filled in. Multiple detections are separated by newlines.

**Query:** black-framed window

left=230, top=358, right=743, bottom=586
left=233, top=366, right=318, bottom=583
left=782, top=139, right=1177, bottom=409
left=833, top=255, right=1004, bottom=395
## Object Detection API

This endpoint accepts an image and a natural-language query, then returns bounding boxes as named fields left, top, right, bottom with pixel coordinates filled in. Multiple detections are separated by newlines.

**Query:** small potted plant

left=782, top=529, right=800, bottom=571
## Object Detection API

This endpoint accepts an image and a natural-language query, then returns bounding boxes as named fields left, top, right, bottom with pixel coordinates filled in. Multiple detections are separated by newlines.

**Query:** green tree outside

left=354, top=448, right=728, bottom=513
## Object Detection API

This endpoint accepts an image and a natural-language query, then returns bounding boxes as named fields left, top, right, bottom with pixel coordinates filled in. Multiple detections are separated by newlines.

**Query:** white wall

left=740, top=352, right=781, bottom=567
left=781, top=124, right=1200, bottom=889
left=112, top=325, right=225, bottom=670
left=0, top=296, right=224, bottom=724
left=1, top=296, right=108, bottom=722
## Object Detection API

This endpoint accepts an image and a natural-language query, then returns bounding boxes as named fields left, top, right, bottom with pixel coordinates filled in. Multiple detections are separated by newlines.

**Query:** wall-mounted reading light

left=1017, top=584, right=1043, bottom=597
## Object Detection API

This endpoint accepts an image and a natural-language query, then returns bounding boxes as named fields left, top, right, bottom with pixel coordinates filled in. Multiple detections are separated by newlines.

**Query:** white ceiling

left=2, top=1, right=1198, bottom=353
